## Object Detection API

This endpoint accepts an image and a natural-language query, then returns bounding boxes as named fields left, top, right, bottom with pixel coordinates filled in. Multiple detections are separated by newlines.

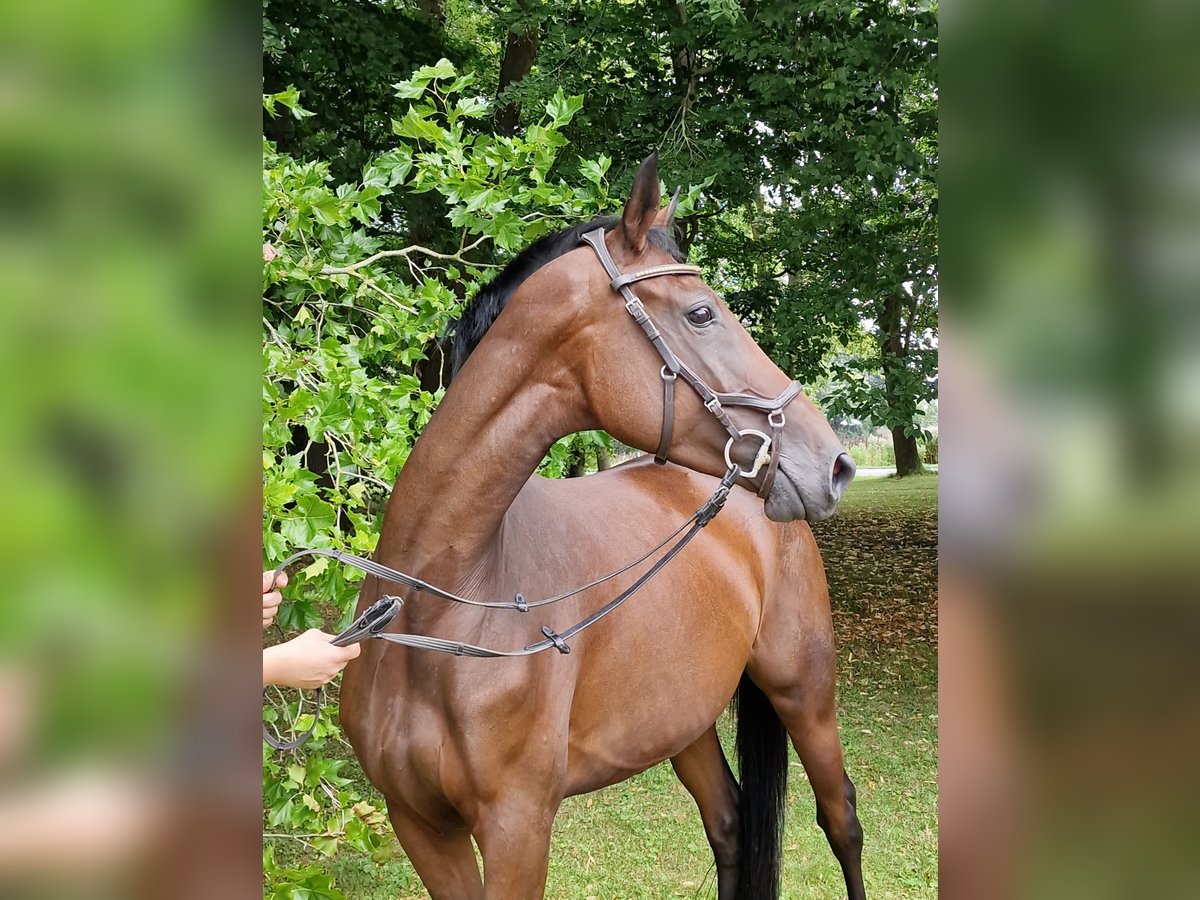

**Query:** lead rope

left=263, top=466, right=738, bottom=750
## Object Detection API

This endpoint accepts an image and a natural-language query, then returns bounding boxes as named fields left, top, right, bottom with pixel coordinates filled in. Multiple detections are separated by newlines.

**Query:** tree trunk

left=879, top=290, right=926, bottom=476
left=494, top=2, right=539, bottom=135
left=667, top=1, right=697, bottom=121
left=568, top=454, right=587, bottom=478
left=891, top=425, right=924, bottom=476
left=415, top=0, right=444, bottom=24
left=596, top=447, right=612, bottom=471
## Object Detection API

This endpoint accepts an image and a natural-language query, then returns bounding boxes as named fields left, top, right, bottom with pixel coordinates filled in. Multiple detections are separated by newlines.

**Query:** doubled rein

left=265, top=225, right=798, bottom=750
left=579, top=226, right=802, bottom=499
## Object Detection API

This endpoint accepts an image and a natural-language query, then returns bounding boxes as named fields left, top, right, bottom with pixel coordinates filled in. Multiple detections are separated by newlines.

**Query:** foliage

left=264, top=847, right=344, bottom=900
left=921, top=433, right=938, bottom=465
left=844, top=434, right=896, bottom=469
left=482, top=0, right=938, bottom=460
left=540, top=429, right=615, bottom=479
left=262, top=68, right=618, bottom=894
left=263, top=0, right=460, bottom=186
left=262, top=0, right=937, bottom=463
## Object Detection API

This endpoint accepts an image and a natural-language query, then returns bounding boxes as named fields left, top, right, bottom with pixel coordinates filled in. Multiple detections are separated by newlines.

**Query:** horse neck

left=373, top=327, right=586, bottom=588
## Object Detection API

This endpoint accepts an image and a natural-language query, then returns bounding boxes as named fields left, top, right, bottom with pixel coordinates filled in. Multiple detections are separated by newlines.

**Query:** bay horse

left=339, top=155, right=865, bottom=899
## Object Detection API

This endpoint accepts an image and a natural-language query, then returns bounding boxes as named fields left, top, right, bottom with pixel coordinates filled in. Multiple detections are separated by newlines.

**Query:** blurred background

left=942, top=0, right=1200, bottom=897
left=0, top=0, right=1197, bottom=896
left=0, top=0, right=260, bottom=897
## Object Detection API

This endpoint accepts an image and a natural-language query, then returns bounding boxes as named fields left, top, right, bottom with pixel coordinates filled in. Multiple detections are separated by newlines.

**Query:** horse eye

left=686, top=306, right=715, bottom=327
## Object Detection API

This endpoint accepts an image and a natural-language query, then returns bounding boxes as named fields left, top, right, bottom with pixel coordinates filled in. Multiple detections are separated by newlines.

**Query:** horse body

left=339, top=156, right=865, bottom=899
left=343, top=461, right=840, bottom=896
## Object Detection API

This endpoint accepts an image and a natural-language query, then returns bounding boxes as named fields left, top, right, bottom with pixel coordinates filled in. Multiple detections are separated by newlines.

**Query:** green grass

left=837, top=471, right=939, bottom=513
left=319, top=475, right=939, bottom=898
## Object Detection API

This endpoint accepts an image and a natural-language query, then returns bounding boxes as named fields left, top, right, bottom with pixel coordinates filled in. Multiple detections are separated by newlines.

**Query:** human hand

left=262, top=570, right=287, bottom=630
left=262, top=630, right=361, bottom=689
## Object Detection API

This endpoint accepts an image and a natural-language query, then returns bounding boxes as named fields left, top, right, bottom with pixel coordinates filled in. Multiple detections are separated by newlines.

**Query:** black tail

left=733, top=672, right=789, bottom=900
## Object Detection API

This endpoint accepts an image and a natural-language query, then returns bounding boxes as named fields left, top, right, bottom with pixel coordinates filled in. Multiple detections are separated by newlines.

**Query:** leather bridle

left=263, top=226, right=807, bottom=751
left=579, top=228, right=802, bottom=499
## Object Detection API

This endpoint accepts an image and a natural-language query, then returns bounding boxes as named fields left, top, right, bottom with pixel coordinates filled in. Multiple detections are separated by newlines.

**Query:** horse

left=339, top=154, right=865, bottom=900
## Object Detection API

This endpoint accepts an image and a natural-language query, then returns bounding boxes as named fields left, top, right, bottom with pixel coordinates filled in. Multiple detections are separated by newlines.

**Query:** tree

left=263, top=0, right=460, bottom=184
left=715, top=0, right=938, bottom=474
left=261, top=1, right=939, bottom=472
left=480, top=0, right=938, bottom=471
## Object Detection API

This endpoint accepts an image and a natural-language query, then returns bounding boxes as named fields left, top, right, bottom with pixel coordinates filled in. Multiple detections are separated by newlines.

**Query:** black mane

left=448, top=216, right=686, bottom=377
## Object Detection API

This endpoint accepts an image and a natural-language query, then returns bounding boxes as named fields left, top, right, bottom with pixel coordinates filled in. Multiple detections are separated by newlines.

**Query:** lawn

left=322, top=474, right=939, bottom=898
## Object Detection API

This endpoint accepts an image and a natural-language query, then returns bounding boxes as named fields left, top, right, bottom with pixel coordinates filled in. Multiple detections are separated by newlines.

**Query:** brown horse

left=340, top=155, right=865, bottom=900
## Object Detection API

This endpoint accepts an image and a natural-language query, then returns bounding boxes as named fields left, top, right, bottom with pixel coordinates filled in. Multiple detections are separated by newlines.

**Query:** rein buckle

left=541, top=626, right=571, bottom=654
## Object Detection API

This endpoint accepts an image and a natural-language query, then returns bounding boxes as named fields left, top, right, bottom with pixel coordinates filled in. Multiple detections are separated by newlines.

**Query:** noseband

left=579, top=228, right=802, bottom=499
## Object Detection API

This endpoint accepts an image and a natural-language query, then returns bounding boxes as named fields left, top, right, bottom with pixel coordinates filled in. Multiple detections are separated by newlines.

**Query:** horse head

left=528, top=154, right=854, bottom=522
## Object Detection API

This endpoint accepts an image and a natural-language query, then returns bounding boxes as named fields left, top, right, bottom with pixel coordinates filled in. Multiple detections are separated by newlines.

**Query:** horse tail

left=733, top=671, right=788, bottom=900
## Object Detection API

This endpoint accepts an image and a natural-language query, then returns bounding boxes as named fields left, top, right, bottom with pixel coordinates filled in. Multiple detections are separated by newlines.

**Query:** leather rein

left=263, top=227, right=801, bottom=750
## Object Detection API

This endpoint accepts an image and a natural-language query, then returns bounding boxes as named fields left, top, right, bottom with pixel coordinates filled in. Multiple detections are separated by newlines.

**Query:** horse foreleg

left=473, top=794, right=559, bottom=900
left=385, top=798, right=483, bottom=900
left=671, top=725, right=741, bottom=900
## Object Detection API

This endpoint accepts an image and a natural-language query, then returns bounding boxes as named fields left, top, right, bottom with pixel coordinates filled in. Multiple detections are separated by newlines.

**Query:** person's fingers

left=340, top=643, right=362, bottom=661
left=262, top=570, right=289, bottom=593
left=262, top=591, right=282, bottom=629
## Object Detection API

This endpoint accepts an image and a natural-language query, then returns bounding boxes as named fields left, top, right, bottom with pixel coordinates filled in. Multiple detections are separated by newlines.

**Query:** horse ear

left=621, top=153, right=662, bottom=254
left=654, top=186, right=682, bottom=229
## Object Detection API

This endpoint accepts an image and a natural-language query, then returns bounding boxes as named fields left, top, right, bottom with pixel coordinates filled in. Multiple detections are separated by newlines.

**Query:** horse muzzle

left=763, top=449, right=855, bottom=523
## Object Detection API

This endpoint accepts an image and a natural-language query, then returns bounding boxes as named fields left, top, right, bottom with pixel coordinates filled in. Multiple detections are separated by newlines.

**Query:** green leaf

left=423, top=58, right=457, bottom=80
left=392, top=108, right=444, bottom=143
left=545, top=90, right=584, bottom=127
left=312, top=836, right=340, bottom=857
left=310, top=196, right=343, bottom=226
left=279, top=496, right=336, bottom=546
left=490, top=210, right=524, bottom=251
left=302, top=557, right=329, bottom=579
left=455, top=96, right=489, bottom=119
left=392, top=78, right=429, bottom=100
left=579, top=156, right=606, bottom=185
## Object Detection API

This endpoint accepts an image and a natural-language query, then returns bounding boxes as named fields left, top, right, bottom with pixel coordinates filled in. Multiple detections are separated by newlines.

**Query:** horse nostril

left=831, top=452, right=856, bottom=497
